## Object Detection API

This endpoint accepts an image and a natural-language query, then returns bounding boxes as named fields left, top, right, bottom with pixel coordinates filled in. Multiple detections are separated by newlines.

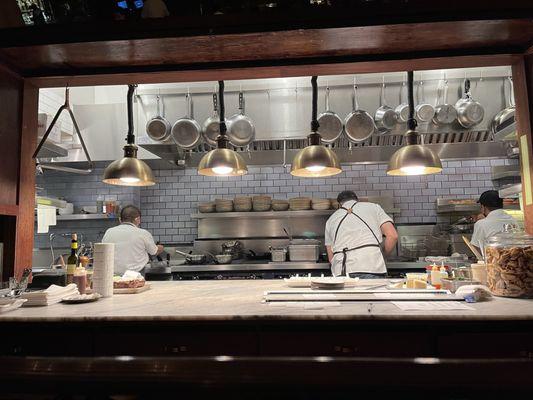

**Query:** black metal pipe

left=218, top=80, right=227, bottom=135
left=126, top=84, right=137, bottom=145
left=407, top=71, right=417, bottom=131
left=311, top=76, right=319, bottom=132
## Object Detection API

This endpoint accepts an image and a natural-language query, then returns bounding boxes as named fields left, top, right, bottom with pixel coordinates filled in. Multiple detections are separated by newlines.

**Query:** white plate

left=61, top=293, right=101, bottom=304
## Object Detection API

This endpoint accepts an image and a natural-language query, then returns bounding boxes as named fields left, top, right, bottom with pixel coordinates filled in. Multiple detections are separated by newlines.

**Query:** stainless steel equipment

left=491, top=77, right=516, bottom=141
left=221, top=240, right=243, bottom=260
left=432, top=79, right=457, bottom=125
left=455, top=79, right=484, bottom=129
left=227, top=91, right=255, bottom=147
left=395, top=81, right=409, bottom=123
left=171, top=93, right=203, bottom=149
left=374, top=81, right=398, bottom=133
left=317, top=86, right=343, bottom=143
left=215, top=254, right=233, bottom=264
left=146, top=95, right=171, bottom=142
left=288, top=239, right=320, bottom=262
left=344, top=84, right=375, bottom=142
left=415, top=80, right=435, bottom=122
left=202, top=93, right=223, bottom=147
left=175, top=250, right=208, bottom=265
left=270, top=247, right=287, bottom=262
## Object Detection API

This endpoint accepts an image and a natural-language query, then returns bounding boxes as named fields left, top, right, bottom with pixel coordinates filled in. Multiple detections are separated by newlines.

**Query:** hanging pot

left=374, top=81, right=398, bottom=133
left=202, top=92, right=227, bottom=147
left=432, top=80, right=457, bottom=125
left=490, top=76, right=516, bottom=140
left=395, top=81, right=410, bottom=123
left=146, top=95, right=171, bottom=141
left=455, top=79, right=485, bottom=129
left=415, top=80, right=435, bottom=123
left=171, top=93, right=203, bottom=149
left=344, top=84, right=375, bottom=142
left=227, top=91, right=255, bottom=147
left=317, top=86, right=343, bottom=143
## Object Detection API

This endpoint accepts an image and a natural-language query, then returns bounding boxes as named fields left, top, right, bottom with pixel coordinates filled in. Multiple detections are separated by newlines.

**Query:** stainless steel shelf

left=499, top=183, right=522, bottom=198
left=192, top=208, right=400, bottom=219
left=437, top=204, right=520, bottom=214
left=171, top=262, right=330, bottom=273
left=35, top=196, right=67, bottom=209
left=36, top=142, right=69, bottom=158
left=56, top=214, right=117, bottom=221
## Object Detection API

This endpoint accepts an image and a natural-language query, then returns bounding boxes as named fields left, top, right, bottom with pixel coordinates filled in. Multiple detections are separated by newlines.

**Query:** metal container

left=288, top=243, right=320, bottom=262
left=270, top=247, right=287, bottom=262
left=442, top=278, right=480, bottom=293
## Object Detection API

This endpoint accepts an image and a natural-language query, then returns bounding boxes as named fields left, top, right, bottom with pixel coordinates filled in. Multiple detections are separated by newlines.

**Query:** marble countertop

left=1, top=280, right=532, bottom=322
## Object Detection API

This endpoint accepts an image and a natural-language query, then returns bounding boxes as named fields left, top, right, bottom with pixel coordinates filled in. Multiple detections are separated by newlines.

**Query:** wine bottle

left=66, top=233, right=78, bottom=285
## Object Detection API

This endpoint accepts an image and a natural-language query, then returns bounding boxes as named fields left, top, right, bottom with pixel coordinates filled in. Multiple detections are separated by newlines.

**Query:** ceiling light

left=198, top=81, right=248, bottom=177
left=291, top=76, right=342, bottom=177
left=103, top=85, right=156, bottom=186
left=387, top=71, right=442, bottom=176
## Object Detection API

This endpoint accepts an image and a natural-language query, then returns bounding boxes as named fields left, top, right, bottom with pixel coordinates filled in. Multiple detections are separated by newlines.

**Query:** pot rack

left=33, top=87, right=94, bottom=175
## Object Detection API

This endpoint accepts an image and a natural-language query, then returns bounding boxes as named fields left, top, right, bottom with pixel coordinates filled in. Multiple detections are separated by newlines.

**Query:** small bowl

left=215, top=254, right=233, bottom=264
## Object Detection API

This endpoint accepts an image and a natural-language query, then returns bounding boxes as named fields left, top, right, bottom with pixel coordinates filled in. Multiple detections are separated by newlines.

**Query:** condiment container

left=470, top=261, right=487, bottom=285
left=485, top=230, right=533, bottom=298
left=73, top=265, right=87, bottom=295
left=431, top=265, right=442, bottom=289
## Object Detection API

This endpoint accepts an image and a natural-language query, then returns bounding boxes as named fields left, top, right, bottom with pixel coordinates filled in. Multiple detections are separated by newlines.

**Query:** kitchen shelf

left=56, top=214, right=117, bottom=221
left=437, top=203, right=520, bottom=214
left=192, top=208, right=401, bottom=219
left=35, top=196, right=67, bottom=209
left=499, top=183, right=522, bottom=198
left=36, top=141, right=69, bottom=158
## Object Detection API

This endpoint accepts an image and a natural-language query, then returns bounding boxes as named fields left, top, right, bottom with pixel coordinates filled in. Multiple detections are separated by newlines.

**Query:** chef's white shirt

left=141, top=0, right=170, bottom=18
left=325, top=200, right=393, bottom=276
left=471, top=209, right=517, bottom=251
left=102, top=223, right=159, bottom=275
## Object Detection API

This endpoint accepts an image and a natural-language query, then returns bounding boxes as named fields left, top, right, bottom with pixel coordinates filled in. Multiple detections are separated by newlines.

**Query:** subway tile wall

left=33, top=158, right=517, bottom=247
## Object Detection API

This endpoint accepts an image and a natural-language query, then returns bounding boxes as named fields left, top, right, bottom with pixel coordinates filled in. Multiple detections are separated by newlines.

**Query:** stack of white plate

left=311, top=198, right=331, bottom=210
left=289, top=197, right=312, bottom=211
left=215, top=198, right=234, bottom=212
left=234, top=196, right=252, bottom=212
left=272, top=199, right=289, bottom=211
left=252, top=195, right=272, bottom=211
left=198, top=202, right=216, bottom=213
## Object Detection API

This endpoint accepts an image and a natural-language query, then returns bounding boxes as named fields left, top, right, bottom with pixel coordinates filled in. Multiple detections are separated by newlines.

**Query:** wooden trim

left=14, top=82, right=38, bottom=278
left=28, top=54, right=520, bottom=88
left=512, top=57, right=533, bottom=234
left=0, top=204, right=18, bottom=216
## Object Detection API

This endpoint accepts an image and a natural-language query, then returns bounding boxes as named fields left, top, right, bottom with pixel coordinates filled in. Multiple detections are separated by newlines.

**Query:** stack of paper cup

left=92, top=243, right=115, bottom=297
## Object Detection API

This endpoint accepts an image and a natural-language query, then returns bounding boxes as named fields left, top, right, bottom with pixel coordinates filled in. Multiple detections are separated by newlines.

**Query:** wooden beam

left=14, top=82, right=38, bottom=278
left=0, top=204, right=18, bottom=216
left=28, top=54, right=520, bottom=88
left=512, top=57, right=533, bottom=234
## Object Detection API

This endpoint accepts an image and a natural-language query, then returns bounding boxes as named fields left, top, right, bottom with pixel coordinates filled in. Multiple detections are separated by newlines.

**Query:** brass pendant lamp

left=291, top=76, right=341, bottom=177
left=198, top=81, right=248, bottom=176
left=103, top=85, right=156, bottom=186
left=387, top=71, right=442, bottom=176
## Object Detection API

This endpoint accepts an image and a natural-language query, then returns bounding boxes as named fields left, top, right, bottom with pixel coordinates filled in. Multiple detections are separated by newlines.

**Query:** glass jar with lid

left=484, top=225, right=533, bottom=298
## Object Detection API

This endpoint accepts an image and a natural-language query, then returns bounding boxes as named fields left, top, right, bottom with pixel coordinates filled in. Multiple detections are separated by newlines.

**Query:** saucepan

left=455, top=79, right=484, bottom=129
left=214, top=254, right=233, bottom=264
left=317, top=86, right=343, bottom=143
left=374, top=81, right=398, bottom=133
left=171, top=93, right=203, bottom=149
left=146, top=94, right=171, bottom=142
left=175, top=249, right=208, bottom=265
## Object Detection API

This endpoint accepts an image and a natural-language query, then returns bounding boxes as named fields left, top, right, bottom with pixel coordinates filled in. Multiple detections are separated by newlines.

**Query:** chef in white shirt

left=102, top=205, right=164, bottom=275
left=471, top=190, right=517, bottom=253
left=325, top=191, right=398, bottom=278
left=141, top=0, right=169, bottom=18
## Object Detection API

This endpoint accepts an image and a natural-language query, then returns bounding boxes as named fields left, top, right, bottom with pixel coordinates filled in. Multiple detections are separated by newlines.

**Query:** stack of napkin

left=21, top=284, right=79, bottom=306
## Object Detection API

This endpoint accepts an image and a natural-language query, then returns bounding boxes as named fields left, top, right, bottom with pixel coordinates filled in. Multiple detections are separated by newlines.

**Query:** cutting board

left=113, top=283, right=151, bottom=294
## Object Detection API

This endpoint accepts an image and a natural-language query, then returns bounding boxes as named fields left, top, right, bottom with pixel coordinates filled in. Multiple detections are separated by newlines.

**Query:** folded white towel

left=22, top=284, right=79, bottom=306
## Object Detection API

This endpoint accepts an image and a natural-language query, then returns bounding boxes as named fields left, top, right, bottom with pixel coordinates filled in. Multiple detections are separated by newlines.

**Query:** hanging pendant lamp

left=103, top=85, right=156, bottom=186
left=387, top=71, right=442, bottom=176
left=291, top=76, right=341, bottom=177
left=198, top=81, right=248, bottom=176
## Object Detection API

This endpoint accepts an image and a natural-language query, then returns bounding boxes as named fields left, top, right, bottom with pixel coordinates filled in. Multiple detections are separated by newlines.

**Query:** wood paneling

left=14, top=82, right=38, bottom=278
left=1, top=19, right=531, bottom=78
left=0, top=205, right=18, bottom=216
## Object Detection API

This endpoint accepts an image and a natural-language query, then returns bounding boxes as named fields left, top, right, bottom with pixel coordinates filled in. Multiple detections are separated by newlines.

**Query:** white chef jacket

left=325, top=200, right=393, bottom=276
left=102, top=223, right=159, bottom=275
left=471, top=209, right=517, bottom=252
left=141, top=0, right=170, bottom=18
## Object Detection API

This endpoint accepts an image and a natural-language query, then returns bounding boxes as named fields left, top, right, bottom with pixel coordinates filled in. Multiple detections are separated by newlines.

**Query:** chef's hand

left=156, top=244, right=164, bottom=255
left=475, top=213, right=485, bottom=222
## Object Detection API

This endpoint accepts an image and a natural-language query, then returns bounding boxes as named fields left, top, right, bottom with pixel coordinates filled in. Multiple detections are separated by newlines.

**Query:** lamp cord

left=406, top=71, right=418, bottom=146
left=311, top=76, right=319, bottom=132
left=218, top=80, right=227, bottom=135
left=126, top=84, right=137, bottom=145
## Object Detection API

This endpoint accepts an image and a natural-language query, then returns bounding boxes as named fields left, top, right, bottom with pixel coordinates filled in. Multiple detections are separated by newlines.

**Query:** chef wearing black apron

left=325, top=191, right=398, bottom=278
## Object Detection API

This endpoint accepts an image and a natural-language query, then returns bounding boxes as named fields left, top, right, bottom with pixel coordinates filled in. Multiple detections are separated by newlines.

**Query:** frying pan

left=202, top=92, right=225, bottom=147
left=228, top=91, right=255, bottom=147
left=432, top=79, right=457, bottom=125
left=415, top=80, right=435, bottom=122
left=374, top=82, right=398, bottom=133
left=344, top=84, right=375, bottom=143
left=175, top=249, right=208, bottom=265
left=395, top=81, right=410, bottom=123
left=490, top=76, right=516, bottom=140
left=171, top=93, right=202, bottom=149
left=146, top=95, right=171, bottom=141
left=317, top=86, right=343, bottom=143
left=455, top=79, right=484, bottom=129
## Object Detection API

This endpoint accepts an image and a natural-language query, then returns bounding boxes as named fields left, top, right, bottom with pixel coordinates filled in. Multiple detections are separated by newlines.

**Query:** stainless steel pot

left=344, top=84, right=375, bottom=143
left=215, top=254, right=233, bottom=264
left=432, top=79, right=457, bottom=125
left=374, top=82, right=398, bottom=133
left=455, top=79, right=484, bottom=129
left=146, top=95, right=171, bottom=141
left=395, top=81, right=409, bottom=123
left=270, top=246, right=287, bottom=262
left=202, top=93, right=226, bottom=147
left=317, top=86, right=343, bottom=143
left=490, top=76, right=516, bottom=141
left=171, top=93, right=202, bottom=149
left=227, top=91, right=255, bottom=147
left=415, top=80, right=435, bottom=123
left=175, top=250, right=207, bottom=265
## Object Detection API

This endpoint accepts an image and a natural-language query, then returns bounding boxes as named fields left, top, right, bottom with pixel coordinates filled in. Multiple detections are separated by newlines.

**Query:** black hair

left=120, top=205, right=141, bottom=222
left=337, top=190, right=358, bottom=205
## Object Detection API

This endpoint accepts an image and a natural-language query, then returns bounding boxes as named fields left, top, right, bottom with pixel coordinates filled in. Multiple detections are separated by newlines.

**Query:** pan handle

left=212, top=93, right=218, bottom=113
left=352, top=84, right=359, bottom=111
left=156, top=94, right=161, bottom=117
left=239, top=91, right=245, bottom=114
left=380, top=80, right=388, bottom=107
left=175, top=249, right=192, bottom=260
left=325, top=86, right=330, bottom=111
left=464, top=79, right=471, bottom=98
left=507, top=76, right=515, bottom=108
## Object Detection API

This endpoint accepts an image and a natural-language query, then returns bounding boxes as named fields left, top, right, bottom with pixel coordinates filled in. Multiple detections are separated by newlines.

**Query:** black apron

left=332, top=202, right=386, bottom=276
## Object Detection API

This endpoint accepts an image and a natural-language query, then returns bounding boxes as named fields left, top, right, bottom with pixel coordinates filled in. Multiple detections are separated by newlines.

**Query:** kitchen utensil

left=395, top=81, right=410, bottom=123
left=146, top=95, right=171, bottom=141
left=175, top=250, right=208, bottom=265
left=270, top=246, right=287, bottom=262
left=415, top=80, right=435, bottom=122
left=171, top=93, right=202, bottom=149
left=455, top=79, right=484, bottom=128
left=462, top=235, right=483, bottom=261
left=432, top=79, right=457, bottom=125
left=344, top=84, right=375, bottom=142
left=317, top=86, right=343, bottom=143
left=441, top=278, right=480, bottom=293
left=227, top=91, right=255, bottom=147
left=491, top=76, right=516, bottom=141
left=221, top=240, right=243, bottom=260
left=202, top=92, right=225, bottom=147
left=288, top=240, right=320, bottom=262
left=374, top=81, right=398, bottom=133
left=215, top=254, right=233, bottom=264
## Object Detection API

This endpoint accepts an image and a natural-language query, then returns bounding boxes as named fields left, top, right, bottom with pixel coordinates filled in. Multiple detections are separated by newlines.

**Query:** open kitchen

left=0, top=1, right=533, bottom=398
